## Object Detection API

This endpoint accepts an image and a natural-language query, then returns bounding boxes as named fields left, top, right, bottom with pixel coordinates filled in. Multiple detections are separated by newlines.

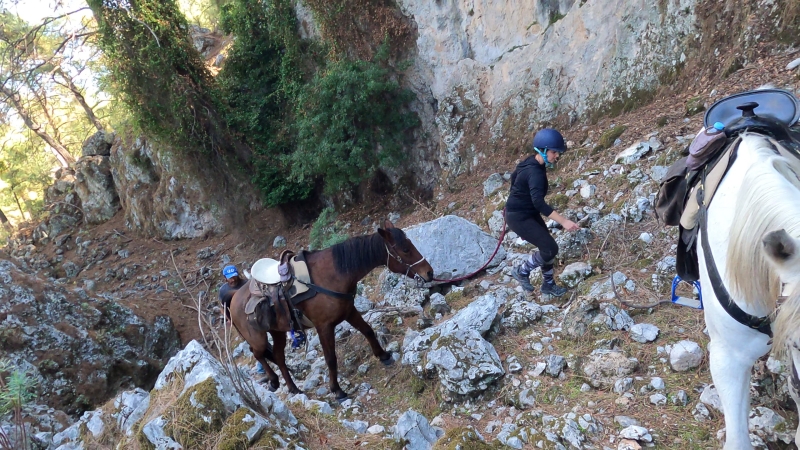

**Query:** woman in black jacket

left=507, top=128, right=580, bottom=297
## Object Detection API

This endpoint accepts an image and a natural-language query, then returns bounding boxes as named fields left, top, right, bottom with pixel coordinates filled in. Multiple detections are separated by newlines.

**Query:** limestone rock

left=616, top=142, right=652, bottom=164
left=629, top=323, right=660, bottom=343
left=559, top=262, right=592, bottom=288
left=81, top=130, right=114, bottom=157
left=395, top=410, right=439, bottom=450
left=483, top=173, right=504, bottom=197
left=668, top=340, right=703, bottom=372
left=73, top=155, right=119, bottom=224
left=404, top=215, right=506, bottom=282
left=581, top=349, right=639, bottom=389
left=424, top=329, right=505, bottom=396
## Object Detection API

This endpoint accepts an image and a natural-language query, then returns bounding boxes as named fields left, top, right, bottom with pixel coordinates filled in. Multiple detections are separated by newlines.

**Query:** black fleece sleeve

left=528, top=172, right=554, bottom=217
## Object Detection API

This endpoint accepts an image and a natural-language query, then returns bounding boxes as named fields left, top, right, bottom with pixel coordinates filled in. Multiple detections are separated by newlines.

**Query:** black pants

left=506, top=211, right=559, bottom=267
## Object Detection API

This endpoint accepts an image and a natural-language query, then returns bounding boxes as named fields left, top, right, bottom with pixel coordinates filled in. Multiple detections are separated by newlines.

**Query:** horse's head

left=378, top=219, right=434, bottom=283
left=762, top=229, right=800, bottom=286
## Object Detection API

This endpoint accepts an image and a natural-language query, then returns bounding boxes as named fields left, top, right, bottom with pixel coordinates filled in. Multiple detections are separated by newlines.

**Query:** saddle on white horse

left=655, top=88, right=800, bottom=337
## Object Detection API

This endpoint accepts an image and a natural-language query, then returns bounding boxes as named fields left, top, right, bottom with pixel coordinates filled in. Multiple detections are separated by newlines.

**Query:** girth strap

left=697, top=182, right=772, bottom=337
left=293, top=279, right=356, bottom=303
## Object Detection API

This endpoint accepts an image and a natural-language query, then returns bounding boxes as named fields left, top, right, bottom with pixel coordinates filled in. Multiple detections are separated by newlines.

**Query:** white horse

left=701, top=132, right=800, bottom=449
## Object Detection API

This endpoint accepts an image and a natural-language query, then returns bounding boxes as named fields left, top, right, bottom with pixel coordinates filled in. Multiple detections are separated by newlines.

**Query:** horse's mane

left=726, top=134, right=800, bottom=321
left=330, top=228, right=407, bottom=274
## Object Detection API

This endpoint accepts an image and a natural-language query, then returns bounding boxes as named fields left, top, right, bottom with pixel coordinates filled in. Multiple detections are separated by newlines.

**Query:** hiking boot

left=511, top=266, right=535, bottom=292
left=541, top=281, right=568, bottom=297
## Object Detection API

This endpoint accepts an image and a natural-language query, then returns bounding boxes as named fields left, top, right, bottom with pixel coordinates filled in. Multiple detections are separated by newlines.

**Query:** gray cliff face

left=397, top=0, right=697, bottom=184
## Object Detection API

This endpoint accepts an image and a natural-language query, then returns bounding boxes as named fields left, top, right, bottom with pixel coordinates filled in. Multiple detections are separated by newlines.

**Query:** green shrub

left=309, top=207, right=349, bottom=250
left=218, top=0, right=312, bottom=206
left=0, top=359, right=37, bottom=416
left=290, top=46, right=419, bottom=195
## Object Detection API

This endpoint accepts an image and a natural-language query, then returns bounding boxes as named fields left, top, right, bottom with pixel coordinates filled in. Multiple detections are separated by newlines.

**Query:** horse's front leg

left=269, top=331, right=301, bottom=394
left=705, top=308, right=771, bottom=449
left=317, top=323, right=347, bottom=401
left=345, top=307, right=393, bottom=365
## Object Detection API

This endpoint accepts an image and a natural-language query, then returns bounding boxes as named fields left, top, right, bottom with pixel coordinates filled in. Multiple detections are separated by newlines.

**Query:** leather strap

left=293, top=279, right=356, bottom=303
left=697, top=181, right=772, bottom=337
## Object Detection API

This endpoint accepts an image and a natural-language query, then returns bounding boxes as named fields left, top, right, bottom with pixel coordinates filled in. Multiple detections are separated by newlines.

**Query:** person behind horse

left=218, top=265, right=265, bottom=375
left=507, top=128, right=581, bottom=296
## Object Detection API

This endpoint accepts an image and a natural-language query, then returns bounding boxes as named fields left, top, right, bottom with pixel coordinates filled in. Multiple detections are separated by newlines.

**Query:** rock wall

left=107, top=135, right=261, bottom=240
left=397, top=0, right=697, bottom=183
left=0, top=259, right=180, bottom=415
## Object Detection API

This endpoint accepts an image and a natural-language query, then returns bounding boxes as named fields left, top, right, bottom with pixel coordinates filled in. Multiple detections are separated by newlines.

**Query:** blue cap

left=222, top=265, right=239, bottom=279
left=713, top=122, right=725, bottom=131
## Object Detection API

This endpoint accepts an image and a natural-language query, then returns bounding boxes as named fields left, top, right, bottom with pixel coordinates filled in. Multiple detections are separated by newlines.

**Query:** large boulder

left=404, top=215, right=506, bottom=282
left=425, top=329, right=505, bottom=396
left=402, top=293, right=505, bottom=396
left=0, top=259, right=180, bottom=415
left=108, top=136, right=233, bottom=239
left=73, top=155, right=120, bottom=224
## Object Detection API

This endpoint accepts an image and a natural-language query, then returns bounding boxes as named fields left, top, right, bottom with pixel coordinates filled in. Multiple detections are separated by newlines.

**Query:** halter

left=385, top=243, right=428, bottom=287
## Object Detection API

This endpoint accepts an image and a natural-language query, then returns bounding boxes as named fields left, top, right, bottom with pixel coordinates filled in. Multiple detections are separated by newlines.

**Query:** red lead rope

left=432, top=209, right=508, bottom=283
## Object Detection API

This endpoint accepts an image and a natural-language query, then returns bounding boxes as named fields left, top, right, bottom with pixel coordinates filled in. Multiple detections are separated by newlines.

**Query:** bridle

left=384, top=243, right=428, bottom=287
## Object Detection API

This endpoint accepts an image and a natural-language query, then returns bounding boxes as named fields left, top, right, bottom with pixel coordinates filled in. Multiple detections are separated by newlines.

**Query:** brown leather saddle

left=245, top=250, right=316, bottom=332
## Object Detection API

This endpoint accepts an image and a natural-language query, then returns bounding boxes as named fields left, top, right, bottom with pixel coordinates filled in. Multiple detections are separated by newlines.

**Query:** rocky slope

left=5, top=50, right=800, bottom=448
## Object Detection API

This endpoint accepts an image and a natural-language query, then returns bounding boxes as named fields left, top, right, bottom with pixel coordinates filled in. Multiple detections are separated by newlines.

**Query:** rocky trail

left=3, top=44, right=800, bottom=450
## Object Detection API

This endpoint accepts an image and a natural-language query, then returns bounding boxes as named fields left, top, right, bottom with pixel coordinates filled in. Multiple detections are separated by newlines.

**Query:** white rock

left=619, top=425, right=652, bottom=442
left=342, top=419, right=369, bottom=434
left=367, top=424, right=386, bottom=434
left=629, top=323, right=660, bottom=343
left=699, top=385, right=723, bottom=412
left=669, top=340, right=704, bottom=372
left=395, top=410, right=439, bottom=450
left=615, top=142, right=651, bottom=164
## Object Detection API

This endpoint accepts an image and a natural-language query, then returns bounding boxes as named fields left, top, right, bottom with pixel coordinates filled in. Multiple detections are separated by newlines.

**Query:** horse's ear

left=378, top=227, right=395, bottom=245
left=383, top=219, right=395, bottom=229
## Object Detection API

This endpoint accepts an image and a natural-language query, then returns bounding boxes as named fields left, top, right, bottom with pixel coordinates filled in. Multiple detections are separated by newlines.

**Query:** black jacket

left=506, top=155, right=553, bottom=217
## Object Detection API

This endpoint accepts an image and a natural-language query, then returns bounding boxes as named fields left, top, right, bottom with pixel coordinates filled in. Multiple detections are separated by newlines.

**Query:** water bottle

left=687, top=122, right=727, bottom=170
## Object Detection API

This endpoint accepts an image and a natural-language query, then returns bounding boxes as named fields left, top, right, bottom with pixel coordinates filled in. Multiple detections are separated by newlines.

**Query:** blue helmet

left=532, top=128, right=566, bottom=153
left=222, top=265, right=239, bottom=279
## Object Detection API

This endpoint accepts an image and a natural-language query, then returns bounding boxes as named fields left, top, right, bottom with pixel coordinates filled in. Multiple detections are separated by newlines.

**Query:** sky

left=2, top=0, right=92, bottom=29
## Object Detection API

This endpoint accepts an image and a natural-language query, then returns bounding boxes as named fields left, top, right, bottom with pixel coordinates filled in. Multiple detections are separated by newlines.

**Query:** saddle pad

left=289, top=255, right=311, bottom=295
left=680, top=138, right=740, bottom=229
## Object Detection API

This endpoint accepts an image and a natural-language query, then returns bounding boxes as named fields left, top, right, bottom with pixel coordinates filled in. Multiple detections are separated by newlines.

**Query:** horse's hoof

left=289, top=388, right=303, bottom=395
left=380, top=352, right=395, bottom=366
left=335, top=394, right=349, bottom=405
left=259, top=377, right=279, bottom=392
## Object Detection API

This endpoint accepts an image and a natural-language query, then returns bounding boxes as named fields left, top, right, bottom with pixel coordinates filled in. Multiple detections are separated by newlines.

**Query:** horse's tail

left=726, top=135, right=800, bottom=308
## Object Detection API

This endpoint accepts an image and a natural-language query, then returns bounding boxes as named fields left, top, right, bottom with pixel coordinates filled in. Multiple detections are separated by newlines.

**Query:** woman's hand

left=562, top=220, right=580, bottom=232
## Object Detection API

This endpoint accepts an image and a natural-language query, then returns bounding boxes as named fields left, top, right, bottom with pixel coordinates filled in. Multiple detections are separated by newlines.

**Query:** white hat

left=251, top=258, right=280, bottom=284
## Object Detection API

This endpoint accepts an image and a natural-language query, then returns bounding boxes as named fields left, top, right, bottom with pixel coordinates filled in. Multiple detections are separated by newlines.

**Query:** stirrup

left=670, top=275, right=703, bottom=309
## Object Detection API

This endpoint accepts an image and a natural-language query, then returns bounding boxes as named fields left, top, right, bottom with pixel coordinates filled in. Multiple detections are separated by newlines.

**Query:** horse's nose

left=426, top=270, right=434, bottom=281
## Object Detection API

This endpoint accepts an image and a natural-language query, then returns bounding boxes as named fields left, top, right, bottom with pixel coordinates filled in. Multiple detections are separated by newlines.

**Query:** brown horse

left=229, top=220, right=434, bottom=400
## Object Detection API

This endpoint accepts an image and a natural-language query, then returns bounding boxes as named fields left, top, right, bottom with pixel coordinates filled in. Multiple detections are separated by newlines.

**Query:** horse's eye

left=402, top=247, right=411, bottom=254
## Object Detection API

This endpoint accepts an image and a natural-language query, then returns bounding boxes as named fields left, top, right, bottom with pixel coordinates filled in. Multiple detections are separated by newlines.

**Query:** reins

left=432, top=209, right=508, bottom=283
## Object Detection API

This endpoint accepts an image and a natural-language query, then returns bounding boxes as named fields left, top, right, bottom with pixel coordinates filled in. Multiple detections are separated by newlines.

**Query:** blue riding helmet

left=532, top=128, right=567, bottom=168
left=222, top=265, right=239, bottom=279
left=532, top=128, right=566, bottom=152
